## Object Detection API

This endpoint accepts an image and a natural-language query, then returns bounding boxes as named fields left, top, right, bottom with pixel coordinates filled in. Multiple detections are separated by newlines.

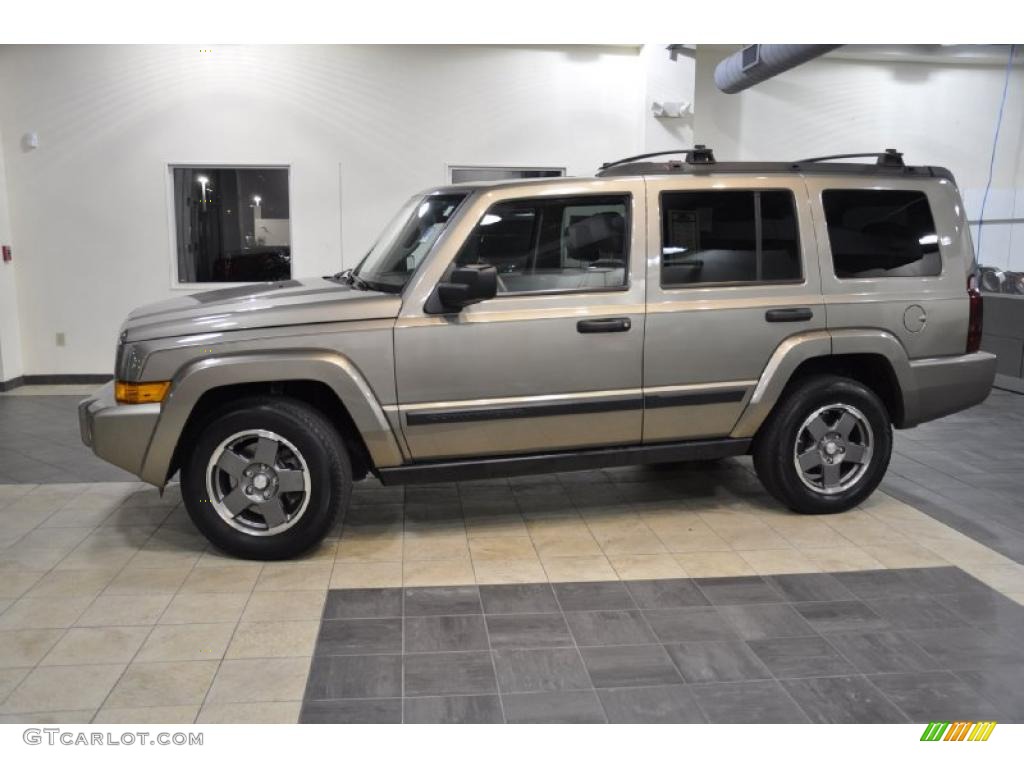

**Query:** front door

left=394, top=181, right=647, bottom=460
left=642, top=176, right=826, bottom=442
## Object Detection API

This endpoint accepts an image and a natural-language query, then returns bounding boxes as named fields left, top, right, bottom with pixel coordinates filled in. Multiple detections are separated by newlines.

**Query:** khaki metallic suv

left=80, top=148, right=996, bottom=559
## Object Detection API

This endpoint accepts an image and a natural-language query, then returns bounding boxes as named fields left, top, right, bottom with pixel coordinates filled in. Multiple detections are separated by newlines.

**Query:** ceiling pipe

left=714, top=44, right=842, bottom=93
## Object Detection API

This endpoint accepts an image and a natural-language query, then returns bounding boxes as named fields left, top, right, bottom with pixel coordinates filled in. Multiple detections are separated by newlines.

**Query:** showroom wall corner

left=0, top=122, right=24, bottom=384
left=692, top=45, right=1024, bottom=271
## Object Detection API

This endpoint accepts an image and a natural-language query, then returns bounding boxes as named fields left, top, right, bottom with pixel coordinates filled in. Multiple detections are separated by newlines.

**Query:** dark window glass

left=454, top=195, right=629, bottom=294
left=660, top=190, right=801, bottom=287
left=173, top=167, right=290, bottom=283
left=823, top=189, right=941, bottom=278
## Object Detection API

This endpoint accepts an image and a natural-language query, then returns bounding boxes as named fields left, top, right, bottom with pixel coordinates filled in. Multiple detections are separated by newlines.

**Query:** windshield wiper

left=329, top=268, right=373, bottom=291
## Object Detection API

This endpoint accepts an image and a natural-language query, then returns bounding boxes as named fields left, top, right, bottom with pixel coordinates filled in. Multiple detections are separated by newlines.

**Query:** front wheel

left=752, top=375, right=892, bottom=514
left=181, top=396, right=351, bottom=559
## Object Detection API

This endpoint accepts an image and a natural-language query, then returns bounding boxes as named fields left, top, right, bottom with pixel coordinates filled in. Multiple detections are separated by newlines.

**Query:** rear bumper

left=78, top=381, right=161, bottom=477
left=904, top=351, right=997, bottom=427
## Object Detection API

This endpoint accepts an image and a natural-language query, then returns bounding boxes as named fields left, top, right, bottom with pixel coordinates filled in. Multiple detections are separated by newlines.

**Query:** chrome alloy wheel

left=205, top=429, right=311, bottom=536
left=793, top=403, right=873, bottom=496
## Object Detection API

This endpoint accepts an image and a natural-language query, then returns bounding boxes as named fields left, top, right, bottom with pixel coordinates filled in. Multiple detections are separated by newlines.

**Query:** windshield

left=353, top=193, right=468, bottom=292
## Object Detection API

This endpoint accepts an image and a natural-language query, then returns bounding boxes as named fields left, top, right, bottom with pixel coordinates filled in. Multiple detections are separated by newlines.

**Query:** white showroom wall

left=2, top=45, right=1021, bottom=378
left=0, top=126, right=24, bottom=381
left=694, top=46, right=1024, bottom=271
left=0, top=45, right=644, bottom=376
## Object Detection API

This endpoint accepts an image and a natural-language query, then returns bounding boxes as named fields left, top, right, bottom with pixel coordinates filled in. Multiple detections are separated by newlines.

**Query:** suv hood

left=122, top=277, right=403, bottom=343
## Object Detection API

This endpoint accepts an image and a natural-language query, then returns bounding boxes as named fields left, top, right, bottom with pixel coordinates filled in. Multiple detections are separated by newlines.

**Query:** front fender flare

left=139, top=349, right=405, bottom=485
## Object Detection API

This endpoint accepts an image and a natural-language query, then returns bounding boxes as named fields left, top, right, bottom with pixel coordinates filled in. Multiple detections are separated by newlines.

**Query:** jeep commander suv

left=80, top=148, right=996, bottom=559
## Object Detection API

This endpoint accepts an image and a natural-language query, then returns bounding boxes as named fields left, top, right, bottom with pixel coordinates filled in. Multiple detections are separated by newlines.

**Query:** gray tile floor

left=299, top=568, right=1024, bottom=723
left=886, top=389, right=1024, bottom=565
left=0, top=394, right=134, bottom=484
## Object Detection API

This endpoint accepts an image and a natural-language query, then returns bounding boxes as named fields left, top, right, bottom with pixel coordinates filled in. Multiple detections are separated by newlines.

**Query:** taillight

left=967, top=274, right=983, bottom=354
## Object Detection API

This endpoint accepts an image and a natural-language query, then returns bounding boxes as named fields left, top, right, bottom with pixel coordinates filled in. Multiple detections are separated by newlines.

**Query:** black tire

left=180, top=396, right=351, bottom=559
left=752, top=375, right=892, bottom=515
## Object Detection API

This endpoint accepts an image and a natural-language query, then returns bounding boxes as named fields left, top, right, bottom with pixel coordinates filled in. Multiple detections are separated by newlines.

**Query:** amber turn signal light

left=115, top=380, right=171, bottom=404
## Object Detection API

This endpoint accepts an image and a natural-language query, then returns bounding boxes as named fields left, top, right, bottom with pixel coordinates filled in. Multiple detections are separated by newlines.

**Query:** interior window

left=454, top=195, right=629, bottom=294
left=172, top=166, right=291, bottom=283
left=660, top=190, right=801, bottom=287
left=823, top=189, right=941, bottom=278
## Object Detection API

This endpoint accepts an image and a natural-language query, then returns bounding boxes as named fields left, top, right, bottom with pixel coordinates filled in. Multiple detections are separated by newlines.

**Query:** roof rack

left=796, top=149, right=905, bottom=167
left=595, top=146, right=953, bottom=181
left=599, top=146, right=716, bottom=171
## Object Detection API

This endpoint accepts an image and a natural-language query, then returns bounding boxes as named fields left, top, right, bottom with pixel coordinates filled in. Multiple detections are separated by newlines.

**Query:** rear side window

left=823, top=189, right=941, bottom=279
left=660, top=190, right=801, bottom=287
left=454, top=195, right=629, bottom=294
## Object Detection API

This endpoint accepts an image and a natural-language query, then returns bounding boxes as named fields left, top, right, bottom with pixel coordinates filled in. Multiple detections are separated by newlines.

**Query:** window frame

left=821, top=187, right=945, bottom=282
left=658, top=187, right=805, bottom=290
left=165, top=163, right=293, bottom=291
left=445, top=164, right=566, bottom=184
left=449, top=191, right=634, bottom=299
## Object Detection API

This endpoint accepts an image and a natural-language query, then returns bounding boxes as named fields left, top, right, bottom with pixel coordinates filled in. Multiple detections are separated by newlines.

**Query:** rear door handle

left=765, top=307, right=813, bottom=323
left=577, top=317, right=631, bottom=334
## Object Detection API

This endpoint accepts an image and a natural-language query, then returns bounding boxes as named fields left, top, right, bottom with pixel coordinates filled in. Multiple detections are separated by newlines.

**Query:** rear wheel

left=753, top=375, right=892, bottom=514
left=181, top=397, right=350, bottom=559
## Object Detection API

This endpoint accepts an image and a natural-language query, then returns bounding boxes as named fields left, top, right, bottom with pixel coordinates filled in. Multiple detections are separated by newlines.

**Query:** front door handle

left=765, top=307, right=813, bottom=323
left=577, top=317, right=632, bottom=334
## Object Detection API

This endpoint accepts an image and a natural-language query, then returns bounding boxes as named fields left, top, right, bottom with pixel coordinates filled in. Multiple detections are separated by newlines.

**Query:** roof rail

left=796, top=149, right=905, bottom=167
left=593, top=147, right=953, bottom=182
left=599, top=145, right=716, bottom=171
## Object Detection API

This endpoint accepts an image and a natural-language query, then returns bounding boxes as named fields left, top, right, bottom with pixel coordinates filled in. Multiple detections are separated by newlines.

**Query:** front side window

left=823, top=189, right=941, bottom=278
left=352, top=193, right=468, bottom=293
left=660, top=190, right=802, bottom=287
left=172, top=166, right=290, bottom=283
left=454, top=195, right=629, bottom=294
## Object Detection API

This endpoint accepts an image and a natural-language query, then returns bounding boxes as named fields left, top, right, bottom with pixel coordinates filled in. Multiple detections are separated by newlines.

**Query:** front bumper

left=905, top=351, right=997, bottom=427
left=78, top=381, right=161, bottom=477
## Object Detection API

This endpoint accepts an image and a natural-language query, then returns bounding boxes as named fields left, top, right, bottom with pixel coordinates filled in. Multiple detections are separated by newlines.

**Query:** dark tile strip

left=299, top=568, right=1024, bottom=724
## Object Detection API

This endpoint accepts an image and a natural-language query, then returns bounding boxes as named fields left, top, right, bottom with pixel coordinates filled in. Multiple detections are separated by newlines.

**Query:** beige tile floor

left=1, top=458, right=1022, bottom=723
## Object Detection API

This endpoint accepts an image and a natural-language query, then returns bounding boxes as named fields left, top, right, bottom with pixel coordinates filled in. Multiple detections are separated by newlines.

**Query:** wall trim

left=0, top=375, right=26, bottom=392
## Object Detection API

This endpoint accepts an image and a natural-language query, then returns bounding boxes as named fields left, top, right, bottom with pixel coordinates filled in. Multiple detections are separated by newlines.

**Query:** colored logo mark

left=920, top=721, right=997, bottom=742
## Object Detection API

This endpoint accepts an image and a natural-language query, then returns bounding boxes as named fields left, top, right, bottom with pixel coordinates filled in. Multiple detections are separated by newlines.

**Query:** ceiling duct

left=714, top=44, right=842, bottom=93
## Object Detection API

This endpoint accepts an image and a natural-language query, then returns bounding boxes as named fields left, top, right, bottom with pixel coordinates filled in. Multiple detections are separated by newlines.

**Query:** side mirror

left=427, top=264, right=497, bottom=314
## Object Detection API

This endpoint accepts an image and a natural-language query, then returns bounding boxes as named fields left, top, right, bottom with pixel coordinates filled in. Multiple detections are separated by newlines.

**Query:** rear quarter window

left=823, top=189, right=941, bottom=279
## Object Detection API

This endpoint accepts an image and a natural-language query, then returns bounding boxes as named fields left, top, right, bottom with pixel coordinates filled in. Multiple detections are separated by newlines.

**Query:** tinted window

left=454, top=195, right=629, bottom=294
left=660, top=190, right=801, bottom=287
left=823, top=189, right=941, bottom=278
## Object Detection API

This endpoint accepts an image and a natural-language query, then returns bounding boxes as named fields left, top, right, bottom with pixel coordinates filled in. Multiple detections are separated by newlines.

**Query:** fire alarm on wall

left=2, top=245, right=12, bottom=262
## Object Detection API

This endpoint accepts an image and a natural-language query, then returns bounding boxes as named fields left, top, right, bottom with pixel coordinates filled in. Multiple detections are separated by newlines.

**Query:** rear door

left=642, top=175, right=826, bottom=442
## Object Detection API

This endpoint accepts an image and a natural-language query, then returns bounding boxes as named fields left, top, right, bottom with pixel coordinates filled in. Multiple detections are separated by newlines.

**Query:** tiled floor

left=0, top=390, right=134, bottom=484
left=1, top=471, right=1023, bottom=723
left=300, top=570, right=1024, bottom=723
left=885, top=389, right=1024, bottom=566
left=0, top=386, right=1022, bottom=723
